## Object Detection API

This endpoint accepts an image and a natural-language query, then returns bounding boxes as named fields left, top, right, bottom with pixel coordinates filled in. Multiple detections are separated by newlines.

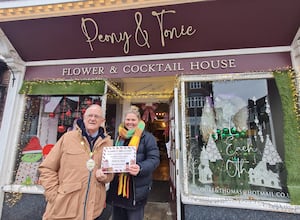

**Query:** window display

left=182, top=77, right=289, bottom=203
left=13, top=95, right=103, bottom=185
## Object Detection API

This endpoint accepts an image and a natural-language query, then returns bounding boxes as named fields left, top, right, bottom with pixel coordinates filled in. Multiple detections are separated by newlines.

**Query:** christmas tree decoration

left=262, top=135, right=282, bottom=165
left=205, top=135, right=222, bottom=162
left=200, top=96, right=216, bottom=142
left=248, top=134, right=282, bottom=189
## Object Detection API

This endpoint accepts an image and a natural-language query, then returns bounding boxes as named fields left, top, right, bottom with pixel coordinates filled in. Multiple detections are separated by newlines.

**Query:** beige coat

left=39, top=128, right=113, bottom=220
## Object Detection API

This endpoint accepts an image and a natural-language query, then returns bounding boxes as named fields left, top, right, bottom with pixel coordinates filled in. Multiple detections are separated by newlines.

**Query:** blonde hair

left=125, top=105, right=141, bottom=120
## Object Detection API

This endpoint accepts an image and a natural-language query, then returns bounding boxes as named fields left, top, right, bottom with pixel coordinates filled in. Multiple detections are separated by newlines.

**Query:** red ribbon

left=141, top=104, right=157, bottom=122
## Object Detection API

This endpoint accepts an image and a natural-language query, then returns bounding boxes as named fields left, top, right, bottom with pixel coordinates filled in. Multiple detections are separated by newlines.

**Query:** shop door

left=168, top=87, right=182, bottom=220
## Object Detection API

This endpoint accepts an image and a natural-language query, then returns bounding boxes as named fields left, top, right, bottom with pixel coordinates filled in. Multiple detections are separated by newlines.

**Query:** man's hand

left=96, top=168, right=108, bottom=182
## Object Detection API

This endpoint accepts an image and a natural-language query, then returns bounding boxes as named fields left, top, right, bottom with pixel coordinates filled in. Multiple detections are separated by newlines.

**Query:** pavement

left=145, top=202, right=174, bottom=220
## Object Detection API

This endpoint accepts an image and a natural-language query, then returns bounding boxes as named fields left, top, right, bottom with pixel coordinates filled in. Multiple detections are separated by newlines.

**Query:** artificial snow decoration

left=214, top=94, right=247, bottom=130
left=232, top=106, right=248, bottom=132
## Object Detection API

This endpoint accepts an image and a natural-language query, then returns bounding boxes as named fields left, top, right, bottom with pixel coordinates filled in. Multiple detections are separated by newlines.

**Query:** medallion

left=86, top=158, right=95, bottom=171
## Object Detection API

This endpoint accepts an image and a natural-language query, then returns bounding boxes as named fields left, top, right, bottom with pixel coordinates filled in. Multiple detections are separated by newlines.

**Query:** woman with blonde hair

left=107, top=105, right=160, bottom=220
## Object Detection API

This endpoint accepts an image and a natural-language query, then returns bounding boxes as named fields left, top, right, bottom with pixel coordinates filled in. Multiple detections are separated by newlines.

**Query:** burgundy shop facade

left=0, top=1, right=300, bottom=220
left=1, top=50, right=300, bottom=220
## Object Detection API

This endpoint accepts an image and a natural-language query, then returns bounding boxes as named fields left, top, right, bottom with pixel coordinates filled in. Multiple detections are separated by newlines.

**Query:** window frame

left=178, top=72, right=300, bottom=213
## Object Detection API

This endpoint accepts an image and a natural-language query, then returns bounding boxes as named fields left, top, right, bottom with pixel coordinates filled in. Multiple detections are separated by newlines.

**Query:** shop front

left=0, top=50, right=299, bottom=219
left=0, top=1, right=300, bottom=220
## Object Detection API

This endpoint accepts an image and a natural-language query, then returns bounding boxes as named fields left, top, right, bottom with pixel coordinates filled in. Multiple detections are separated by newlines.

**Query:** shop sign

left=24, top=53, right=291, bottom=81
left=81, top=9, right=197, bottom=54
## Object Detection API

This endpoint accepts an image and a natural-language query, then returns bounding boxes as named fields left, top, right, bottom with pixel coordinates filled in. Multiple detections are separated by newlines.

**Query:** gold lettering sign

left=61, top=59, right=236, bottom=76
left=80, top=9, right=197, bottom=54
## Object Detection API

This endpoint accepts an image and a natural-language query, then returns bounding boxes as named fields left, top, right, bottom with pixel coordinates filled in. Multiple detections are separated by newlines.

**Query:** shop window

left=182, top=77, right=290, bottom=204
left=12, top=95, right=102, bottom=185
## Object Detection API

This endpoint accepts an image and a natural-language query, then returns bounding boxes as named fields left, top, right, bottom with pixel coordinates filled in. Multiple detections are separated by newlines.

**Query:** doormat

left=148, top=180, right=170, bottom=202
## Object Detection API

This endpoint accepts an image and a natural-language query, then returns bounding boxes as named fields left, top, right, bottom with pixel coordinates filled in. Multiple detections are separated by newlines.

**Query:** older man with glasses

left=39, top=104, right=114, bottom=220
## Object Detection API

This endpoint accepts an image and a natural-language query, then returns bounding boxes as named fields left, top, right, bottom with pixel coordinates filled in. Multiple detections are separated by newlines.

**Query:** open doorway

left=132, top=103, right=171, bottom=203
left=106, top=76, right=176, bottom=219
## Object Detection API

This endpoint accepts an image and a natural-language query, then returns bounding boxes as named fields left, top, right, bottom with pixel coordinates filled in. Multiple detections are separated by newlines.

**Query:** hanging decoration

left=48, top=112, right=55, bottom=118
left=57, top=96, right=67, bottom=133
left=65, top=109, right=72, bottom=117
left=57, top=125, right=66, bottom=133
left=141, top=103, right=158, bottom=122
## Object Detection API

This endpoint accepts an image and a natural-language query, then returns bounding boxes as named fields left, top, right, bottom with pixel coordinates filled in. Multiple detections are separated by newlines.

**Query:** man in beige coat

left=39, top=104, right=114, bottom=220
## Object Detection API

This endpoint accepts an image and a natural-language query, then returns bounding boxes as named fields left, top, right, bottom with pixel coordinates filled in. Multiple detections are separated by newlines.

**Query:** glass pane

left=185, top=79, right=289, bottom=203
left=13, top=95, right=103, bottom=185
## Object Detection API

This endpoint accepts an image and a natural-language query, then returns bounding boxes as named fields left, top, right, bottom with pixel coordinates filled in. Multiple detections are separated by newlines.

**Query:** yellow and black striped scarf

left=115, top=120, right=145, bottom=198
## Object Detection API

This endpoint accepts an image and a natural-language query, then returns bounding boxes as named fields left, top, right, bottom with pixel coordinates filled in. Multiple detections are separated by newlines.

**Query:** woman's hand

left=96, top=168, right=108, bottom=182
left=127, top=164, right=140, bottom=176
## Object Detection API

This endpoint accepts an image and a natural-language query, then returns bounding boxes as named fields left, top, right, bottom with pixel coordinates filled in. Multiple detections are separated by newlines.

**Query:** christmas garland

left=273, top=69, right=300, bottom=205
left=19, top=80, right=105, bottom=95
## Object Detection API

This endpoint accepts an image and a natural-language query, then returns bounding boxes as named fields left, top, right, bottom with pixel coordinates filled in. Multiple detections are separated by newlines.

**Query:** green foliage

left=273, top=69, right=300, bottom=205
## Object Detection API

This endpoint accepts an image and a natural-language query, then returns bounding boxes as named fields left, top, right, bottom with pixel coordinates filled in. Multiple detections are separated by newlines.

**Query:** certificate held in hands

left=101, top=146, right=136, bottom=173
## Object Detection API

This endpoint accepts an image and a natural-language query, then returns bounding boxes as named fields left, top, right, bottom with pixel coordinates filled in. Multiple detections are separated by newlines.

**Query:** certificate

left=101, top=146, right=136, bottom=173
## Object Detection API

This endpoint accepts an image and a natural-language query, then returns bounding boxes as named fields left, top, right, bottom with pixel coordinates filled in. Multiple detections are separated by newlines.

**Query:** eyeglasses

left=86, top=114, right=103, bottom=119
